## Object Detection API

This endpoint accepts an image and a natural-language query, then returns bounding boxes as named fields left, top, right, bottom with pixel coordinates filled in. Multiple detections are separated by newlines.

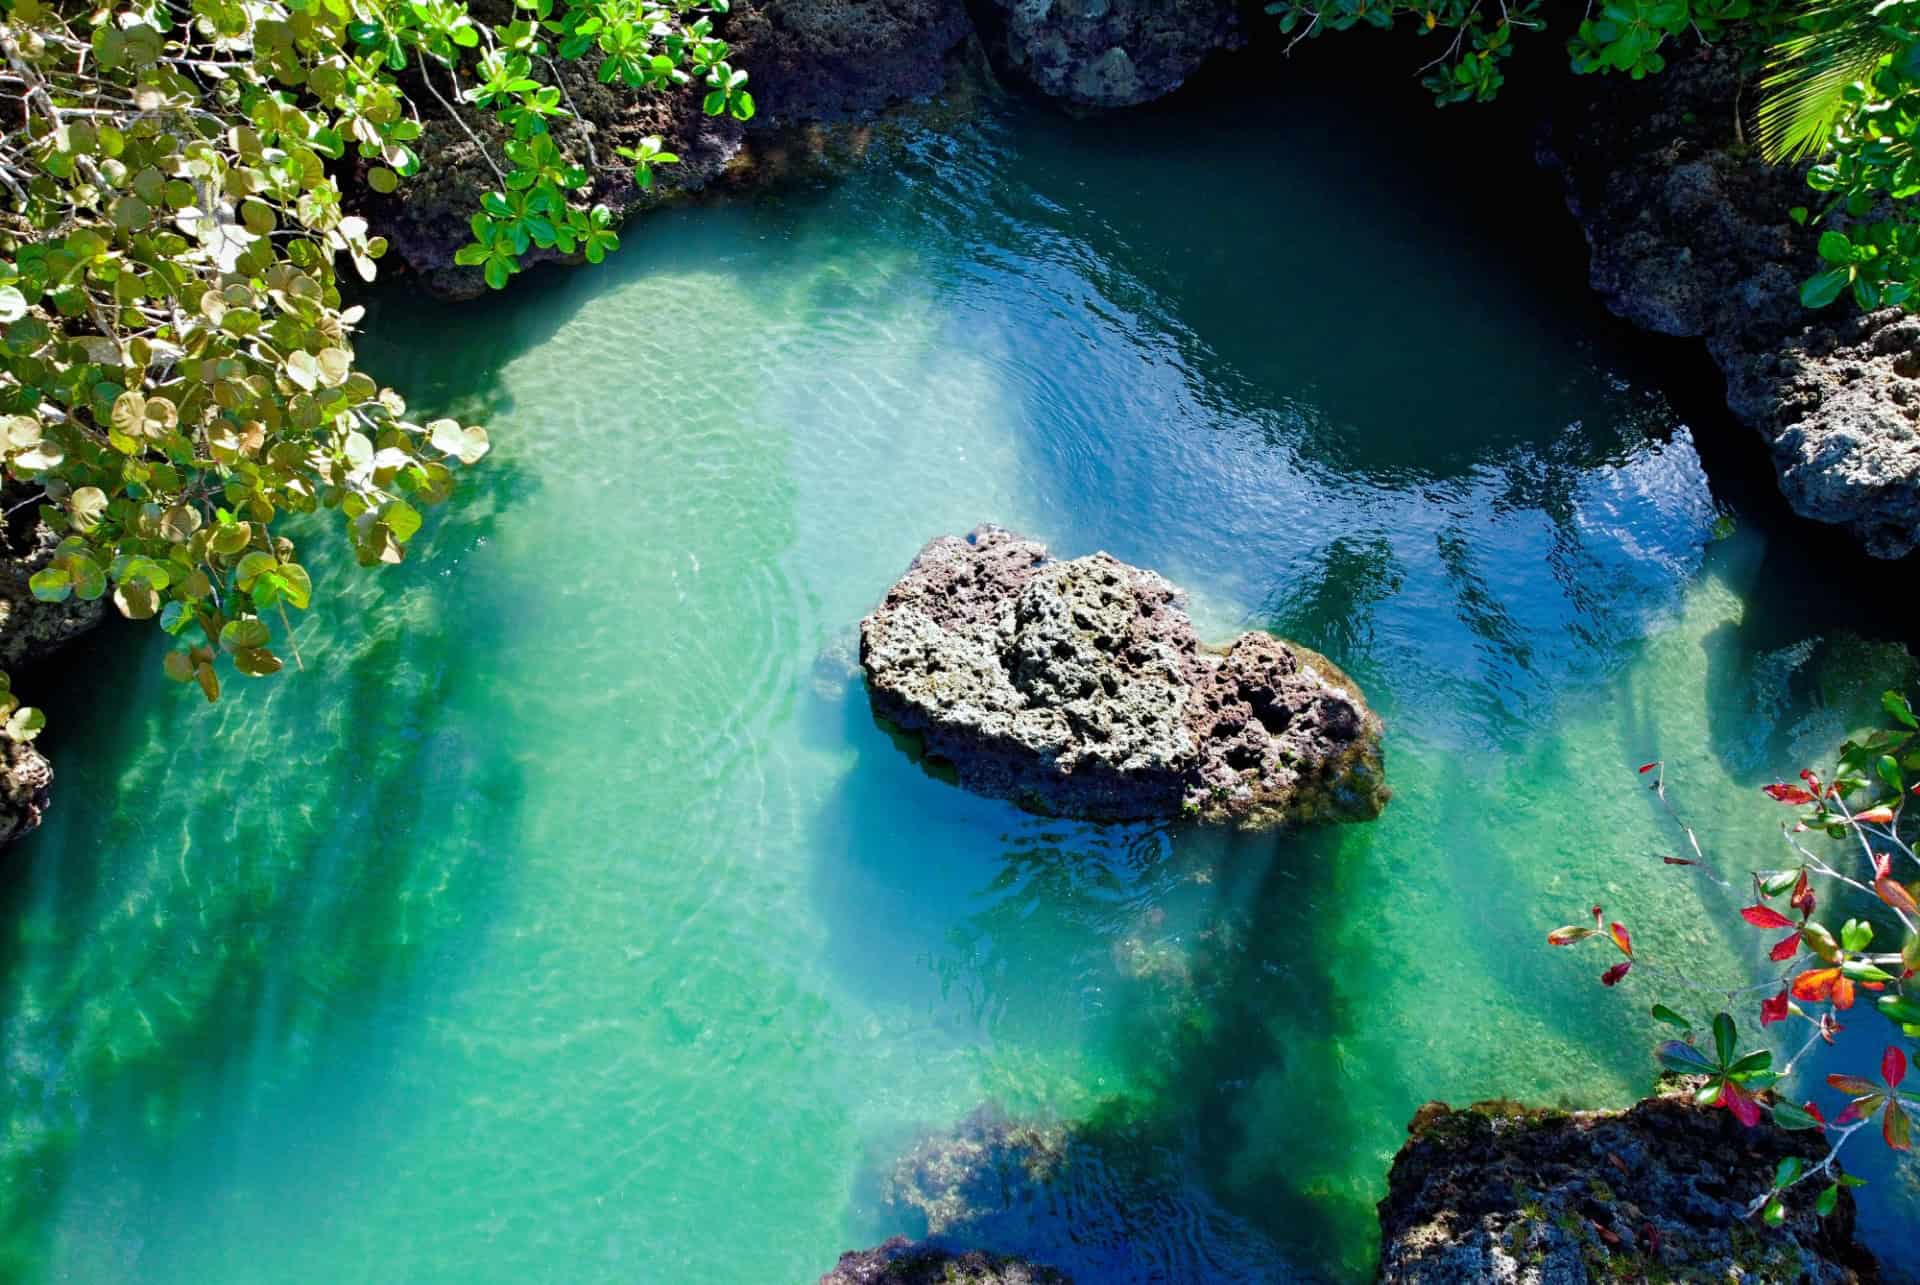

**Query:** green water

left=7, top=91, right=1920, bottom=1282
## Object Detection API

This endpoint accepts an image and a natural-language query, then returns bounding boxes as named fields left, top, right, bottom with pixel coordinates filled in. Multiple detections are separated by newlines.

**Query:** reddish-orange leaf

left=1760, top=989, right=1790, bottom=1025
left=1856, top=806, right=1896, bottom=825
left=1877, top=877, right=1919, bottom=915
left=1873, top=852, right=1893, bottom=881
left=1885, top=1046, right=1908, bottom=1091
left=1763, top=783, right=1816, bottom=804
left=1885, top=1100, right=1911, bottom=1152
left=1835, top=975, right=1857, bottom=1010
left=1769, top=932, right=1802, bottom=962
left=1828, top=1073, right=1879, bottom=1096
left=1793, top=968, right=1842, bottom=1003
left=1741, top=905, right=1796, bottom=930
left=1609, top=922, right=1633, bottom=956
left=1600, top=961, right=1632, bottom=987
left=1638, top=762, right=1658, bottom=774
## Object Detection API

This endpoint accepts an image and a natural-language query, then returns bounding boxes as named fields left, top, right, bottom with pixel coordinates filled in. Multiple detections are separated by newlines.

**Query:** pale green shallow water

left=6, top=93, right=1920, bottom=1281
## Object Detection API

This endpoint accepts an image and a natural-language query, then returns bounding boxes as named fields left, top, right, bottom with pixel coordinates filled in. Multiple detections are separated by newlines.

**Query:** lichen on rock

left=858, top=525, right=1387, bottom=828
left=1377, top=1094, right=1878, bottom=1283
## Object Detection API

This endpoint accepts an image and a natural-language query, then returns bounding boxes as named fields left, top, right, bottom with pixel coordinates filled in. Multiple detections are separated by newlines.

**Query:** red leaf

left=1760, top=989, right=1790, bottom=1025
left=1876, top=876, right=1919, bottom=915
left=1722, top=1080, right=1762, bottom=1128
left=1885, top=1046, right=1908, bottom=1091
left=1791, top=869, right=1815, bottom=915
left=1856, top=806, right=1896, bottom=825
left=1835, top=1101, right=1864, bottom=1126
left=1638, top=762, right=1658, bottom=774
left=1804, top=1101, right=1827, bottom=1126
left=1590, top=904, right=1604, bottom=926
left=1661, top=856, right=1696, bottom=866
left=1608, top=922, right=1633, bottom=956
left=1873, top=852, right=1892, bottom=882
left=1828, top=1073, right=1879, bottom=1096
left=1885, top=1100, right=1911, bottom=1152
left=1600, top=961, right=1632, bottom=987
left=1800, top=769, right=1822, bottom=792
left=1763, top=783, right=1816, bottom=804
left=1769, top=932, right=1802, bottom=962
left=1547, top=926, right=1596, bottom=946
left=1740, top=905, right=1796, bottom=930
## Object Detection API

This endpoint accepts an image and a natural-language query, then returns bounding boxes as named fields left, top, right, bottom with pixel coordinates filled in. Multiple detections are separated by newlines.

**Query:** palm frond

left=1755, top=0, right=1910, bottom=163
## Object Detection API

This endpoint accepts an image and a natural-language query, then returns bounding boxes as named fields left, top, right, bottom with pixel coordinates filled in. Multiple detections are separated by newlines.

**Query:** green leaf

left=1775, top=1156, right=1803, bottom=1188
left=219, top=618, right=271, bottom=652
left=1885, top=690, right=1918, bottom=729
left=1802, top=268, right=1852, bottom=308
left=1762, top=1196, right=1785, bottom=1227
left=28, top=567, right=72, bottom=602
left=1651, top=1004, right=1692, bottom=1031
left=1712, top=1012, right=1737, bottom=1068
left=1816, top=1183, right=1839, bottom=1217
left=1818, top=230, right=1853, bottom=264
left=1772, top=1100, right=1823, bottom=1131
left=1657, top=1039, right=1718, bottom=1074
left=0, top=285, right=27, bottom=322
left=1877, top=993, right=1920, bottom=1025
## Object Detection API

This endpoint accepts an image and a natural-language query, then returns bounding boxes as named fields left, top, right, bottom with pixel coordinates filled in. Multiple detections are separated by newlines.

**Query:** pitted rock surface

left=974, top=0, right=1240, bottom=108
left=820, top=1238, right=1069, bottom=1284
left=858, top=526, right=1387, bottom=828
left=1377, top=1095, right=1876, bottom=1283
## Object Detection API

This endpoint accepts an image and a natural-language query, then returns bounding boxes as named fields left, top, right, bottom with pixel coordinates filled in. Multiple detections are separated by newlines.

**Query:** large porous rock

left=859, top=525, right=1387, bottom=828
left=1377, top=1095, right=1877, bottom=1283
left=1540, top=48, right=1920, bottom=557
left=972, top=0, right=1239, bottom=108
left=367, top=0, right=973, bottom=293
left=820, top=1238, right=1070, bottom=1284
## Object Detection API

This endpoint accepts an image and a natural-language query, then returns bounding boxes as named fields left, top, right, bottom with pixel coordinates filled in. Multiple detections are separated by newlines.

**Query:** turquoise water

left=7, top=90, right=1919, bottom=1281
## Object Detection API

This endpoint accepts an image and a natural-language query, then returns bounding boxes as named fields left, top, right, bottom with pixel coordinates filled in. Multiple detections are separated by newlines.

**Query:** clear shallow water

left=7, top=91, right=1920, bottom=1281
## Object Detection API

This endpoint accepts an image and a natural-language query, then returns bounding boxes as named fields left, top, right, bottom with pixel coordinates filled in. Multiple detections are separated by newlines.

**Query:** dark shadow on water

left=804, top=657, right=1377, bottom=1280
left=0, top=433, right=538, bottom=1281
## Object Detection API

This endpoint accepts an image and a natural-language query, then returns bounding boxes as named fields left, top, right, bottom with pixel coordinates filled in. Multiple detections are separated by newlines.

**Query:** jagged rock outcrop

left=1540, top=48, right=1920, bottom=558
left=1377, top=1095, right=1877, bottom=1283
left=820, top=1238, right=1069, bottom=1284
left=370, top=0, right=973, bottom=293
left=1, top=738, right=54, bottom=846
left=971, top=0, right=1239, bottom=108
left=3, top=499, right=107, bottom=845
left=858, top=525, right=1387, bottom=828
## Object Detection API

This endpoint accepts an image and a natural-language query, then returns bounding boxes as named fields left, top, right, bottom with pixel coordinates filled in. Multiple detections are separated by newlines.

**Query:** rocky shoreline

left=1540, top=48, right=1920, bottom=558
left=820, top=1091, right=1879, bottom=1283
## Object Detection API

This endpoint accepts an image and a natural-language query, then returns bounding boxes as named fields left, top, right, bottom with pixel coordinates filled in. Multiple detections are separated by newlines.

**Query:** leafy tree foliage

left=1551, top=691, right=1920, bottom=1230
left=0, top=0, right=744, bottom=718
left=1264, top=0, right=1920, bottom=314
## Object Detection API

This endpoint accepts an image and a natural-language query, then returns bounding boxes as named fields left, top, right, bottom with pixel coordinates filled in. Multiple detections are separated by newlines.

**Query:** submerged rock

left=859, top=525, right=1387, bottom=828
left=820, top=1238, right=1069, bottom=1284
left=972, top=0, right=1240, bottom=108
left=1541, top=49, right=1920, bottom=557
left=1377, top=1095, right=1876, bottom=1283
